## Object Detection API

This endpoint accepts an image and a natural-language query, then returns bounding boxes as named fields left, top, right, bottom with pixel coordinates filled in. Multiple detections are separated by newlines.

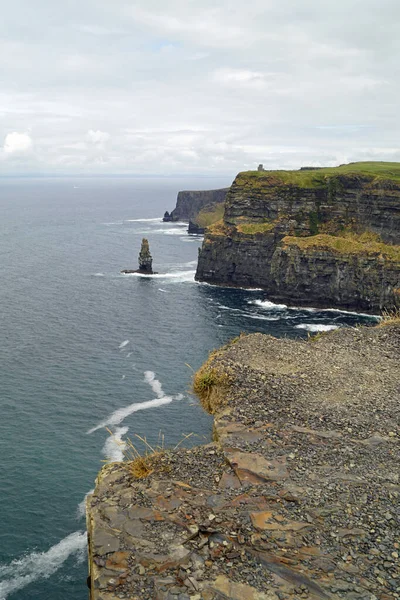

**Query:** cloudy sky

left=0, top=0, right=399, bottom=175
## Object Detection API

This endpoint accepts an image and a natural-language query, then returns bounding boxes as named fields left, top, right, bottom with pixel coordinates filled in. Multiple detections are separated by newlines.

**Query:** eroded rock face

left=164, top=189, right=229, bottom=223
left=87, top=323, right=400, bottom=600
left=138, top=238, right=153, bottom=273
left=195, top=169, right=400, bottom=312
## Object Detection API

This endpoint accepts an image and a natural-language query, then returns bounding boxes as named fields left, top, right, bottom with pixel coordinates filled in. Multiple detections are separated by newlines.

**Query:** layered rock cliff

left=86, top=321, right=400, bottom=599
left=164, top=188, right=229, bottom=223
left=195, top=163, right=400, bottom=312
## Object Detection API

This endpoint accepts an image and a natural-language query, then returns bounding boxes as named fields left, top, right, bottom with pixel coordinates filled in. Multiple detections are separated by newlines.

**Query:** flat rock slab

left=87, top=323, right=400, bottom=600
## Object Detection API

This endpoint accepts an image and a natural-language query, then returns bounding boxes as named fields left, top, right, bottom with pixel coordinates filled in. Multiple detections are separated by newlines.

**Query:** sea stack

left=137, top=238, right=153, bottom=273
left=121, top=238, right=155, bottom=274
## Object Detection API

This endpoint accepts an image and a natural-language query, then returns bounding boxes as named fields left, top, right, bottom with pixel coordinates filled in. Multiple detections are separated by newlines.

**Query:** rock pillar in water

left=138, top=238, right=153, bottom=273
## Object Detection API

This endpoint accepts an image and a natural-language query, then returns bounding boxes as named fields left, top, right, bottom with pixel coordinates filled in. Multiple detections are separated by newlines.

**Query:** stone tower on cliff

left=138, top=238, right=153, bottom=273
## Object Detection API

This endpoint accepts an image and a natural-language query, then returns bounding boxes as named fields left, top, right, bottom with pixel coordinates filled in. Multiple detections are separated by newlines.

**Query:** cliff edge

left=87, top=320, right=400, bottom=600
left=195, top=162, right=400, bottom=312
left=163, top=188, right=229, bottom=231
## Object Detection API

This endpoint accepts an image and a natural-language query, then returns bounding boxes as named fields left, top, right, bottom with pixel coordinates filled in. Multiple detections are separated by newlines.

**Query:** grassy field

left=238, top=162, right=400, bottom=189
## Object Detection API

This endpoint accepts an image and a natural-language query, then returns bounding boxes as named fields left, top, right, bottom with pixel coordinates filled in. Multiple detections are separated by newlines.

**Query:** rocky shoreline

left=87, top=321, right=399, bottom=600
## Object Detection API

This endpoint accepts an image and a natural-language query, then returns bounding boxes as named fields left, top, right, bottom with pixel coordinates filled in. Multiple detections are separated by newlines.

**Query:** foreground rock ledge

left=87, top=323, right=400, bottom=600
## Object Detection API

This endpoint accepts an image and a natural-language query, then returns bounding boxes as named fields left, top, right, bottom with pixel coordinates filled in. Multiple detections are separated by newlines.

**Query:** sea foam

left=122, top=270, right=195, bottom=282
left=124, top=217, right=162, bottom=222
left=87, top=396, right=174, bottom=434
left=102, top=426, right=129, bottom=462
left=87, top=371, right=182, bottom=434
left=0, top=531, right=86, bottom=599
left=295, top=324, right=339, bottom=332
left=250, top=299, right=287, bottom=310
left=76, top=489, right=95, bottom=520
left=119, top=340, right=130, bottom=349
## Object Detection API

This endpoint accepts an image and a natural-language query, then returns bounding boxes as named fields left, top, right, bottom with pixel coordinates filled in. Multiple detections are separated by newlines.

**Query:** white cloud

left=0, top=0, right=399, bottom=174
left=3, top=132, right=33, bottom=154
left=86, top=129, right=110, bottom=146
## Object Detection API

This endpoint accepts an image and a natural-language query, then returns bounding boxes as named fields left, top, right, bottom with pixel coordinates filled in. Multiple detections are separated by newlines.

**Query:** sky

left=0, top=0, right=399, bottom=175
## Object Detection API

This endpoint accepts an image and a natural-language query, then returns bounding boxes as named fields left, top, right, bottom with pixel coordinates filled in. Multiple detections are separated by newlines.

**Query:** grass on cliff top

left=283, top=230, right=400, bottom=262
left=238, top=161, right=400, bottom=188
left=194, top=202, right=225, bottom=228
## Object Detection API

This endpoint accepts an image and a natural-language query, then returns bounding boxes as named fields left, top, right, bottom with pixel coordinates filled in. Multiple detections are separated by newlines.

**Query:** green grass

left=283, top=231, right=400, bottom=263
left=194, top=202, right=225, bottom=228
left=236, top=221, right=275, bottom=234
left=237, top=161, right=400, bottom=189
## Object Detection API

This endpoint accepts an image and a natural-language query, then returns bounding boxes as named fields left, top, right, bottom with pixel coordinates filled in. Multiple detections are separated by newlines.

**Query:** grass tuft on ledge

left=236, top=221, right=275, bottom=235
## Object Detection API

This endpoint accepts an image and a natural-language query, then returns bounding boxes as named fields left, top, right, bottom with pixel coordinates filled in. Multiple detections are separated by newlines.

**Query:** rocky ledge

left=87, top=321, right=399, bottom=600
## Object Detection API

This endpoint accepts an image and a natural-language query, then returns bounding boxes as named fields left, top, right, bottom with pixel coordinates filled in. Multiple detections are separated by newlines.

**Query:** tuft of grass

left=378, top=308, right=400, bottom=327
left=105, top=428, right=195, bottom=479
left=282, top=231, right=400, bottom=263
left=193, top=352, right=231, bottom=414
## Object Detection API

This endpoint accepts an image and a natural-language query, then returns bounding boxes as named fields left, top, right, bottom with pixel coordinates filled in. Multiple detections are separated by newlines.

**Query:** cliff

left=195, top=162, right=400, bottom=312
left=163, top=188, right=229, bottom=224
left=86, top=321, right=400, bottom=599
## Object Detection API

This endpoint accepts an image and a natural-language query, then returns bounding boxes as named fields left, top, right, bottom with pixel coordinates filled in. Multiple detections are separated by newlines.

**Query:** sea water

left=0, top=177, right=378, bottom=599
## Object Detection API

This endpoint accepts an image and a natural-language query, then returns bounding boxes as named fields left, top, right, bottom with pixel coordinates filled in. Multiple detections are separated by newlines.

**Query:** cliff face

left=166, top=188, right=229, bottom=222
left=196, top=164, right=400, bottom=312
left=86, top=322, right=400, bottom=600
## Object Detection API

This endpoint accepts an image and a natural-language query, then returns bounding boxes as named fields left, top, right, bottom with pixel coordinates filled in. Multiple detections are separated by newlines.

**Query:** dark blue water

left=0, top=177, right=378, bottom=599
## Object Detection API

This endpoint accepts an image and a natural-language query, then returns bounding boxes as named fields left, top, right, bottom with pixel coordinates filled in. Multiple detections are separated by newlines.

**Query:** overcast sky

left=0, top=0, right=399, bottom=175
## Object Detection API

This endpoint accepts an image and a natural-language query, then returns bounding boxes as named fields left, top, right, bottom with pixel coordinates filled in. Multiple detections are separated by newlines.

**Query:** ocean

left=0, top=177, right=378, bottom=599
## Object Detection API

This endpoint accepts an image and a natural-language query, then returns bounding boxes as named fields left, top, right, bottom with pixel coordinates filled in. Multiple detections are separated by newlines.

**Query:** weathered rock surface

left=121, top=238, right=155, bottom=275
left=87, top=322, right=400, bottom=600
left=164, top=189, right=229, bottom=223
left=195, top=166, right=400, bottom=312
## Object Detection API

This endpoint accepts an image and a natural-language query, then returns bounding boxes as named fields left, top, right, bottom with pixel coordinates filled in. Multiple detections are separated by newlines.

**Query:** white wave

left=123, top=270, right=195, bottom=282
left=88, top=370, right=183, bottom=433
left=144, top=370, right=164, bottom=398
left=321, top=308, right=380, bottom=319
left=180, top=236, right=203, bottom=242
left=250, top=299, right=287, bottom=310
left=183, top=260, right=198, bottom=267
left=218, top=304, right=242, bottom=312
left=126, top=352, right=132, bottom=358
left=119, top=340, right=130, bottom=349
left=0, top=531, right=87, bottom=599
left=295, top=324, right=339, bottom=332
left=158, top=288, right=168, bottom=293
left=121, top=375, right=126, bottom=380
left=102, top=221, right=123, bottom=225
left=87, top=396, right=175, bottom=434
left=76, top=490, right=94, bottom=520
left=93, top=272, right=105, bottom=277
left=102, top=426, right=129, bottom=462
left=164, top=228, right=189, bottom=235
left=288, top=306, right=379, bottom=319
left=124, top=217, right=162, bottom=222
left=243, top=313, right=281, bottom=321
